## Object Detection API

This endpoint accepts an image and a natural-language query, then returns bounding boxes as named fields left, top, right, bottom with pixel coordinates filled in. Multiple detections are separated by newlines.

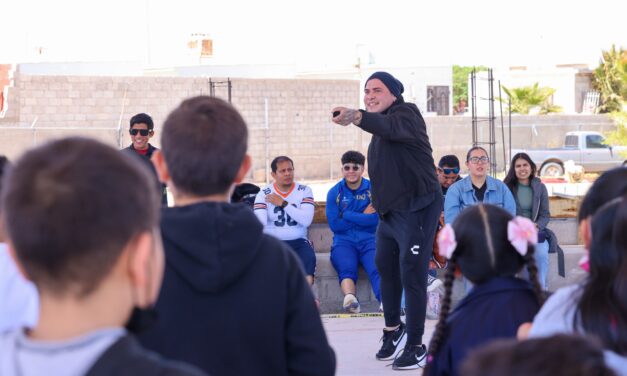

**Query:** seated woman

left=503, top=152, right=554, bottom=289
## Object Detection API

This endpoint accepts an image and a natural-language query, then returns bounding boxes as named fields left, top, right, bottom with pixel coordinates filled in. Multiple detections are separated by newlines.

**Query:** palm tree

left=593, top=45, right=626, bottom=113
left=501, top=83, right=562, bottom=114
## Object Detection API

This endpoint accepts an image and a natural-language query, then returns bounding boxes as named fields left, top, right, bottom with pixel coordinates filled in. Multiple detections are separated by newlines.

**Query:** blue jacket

left=443, top=175, right=516, bottom=224
left=426, top=277, right=540, bottom=376
left=326, top=178, right=378, bottom=244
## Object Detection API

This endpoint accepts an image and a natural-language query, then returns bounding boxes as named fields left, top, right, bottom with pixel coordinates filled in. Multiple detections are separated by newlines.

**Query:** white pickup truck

left=513, top=131, right=627, bottom=176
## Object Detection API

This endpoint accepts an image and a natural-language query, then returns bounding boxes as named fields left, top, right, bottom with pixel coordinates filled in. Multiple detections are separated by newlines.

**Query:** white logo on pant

left=410, top=245, right=420, bottom=255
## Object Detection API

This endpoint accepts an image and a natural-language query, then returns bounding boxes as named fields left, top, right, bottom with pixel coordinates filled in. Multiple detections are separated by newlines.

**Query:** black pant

left=375, top=192, right=442, bottom=346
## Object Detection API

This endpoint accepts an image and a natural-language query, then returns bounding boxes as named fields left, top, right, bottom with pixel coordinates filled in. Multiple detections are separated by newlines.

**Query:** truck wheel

left=540, top=162, right=564, bottom=177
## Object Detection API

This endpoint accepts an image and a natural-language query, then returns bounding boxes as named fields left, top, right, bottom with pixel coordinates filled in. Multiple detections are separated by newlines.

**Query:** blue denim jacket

left=444, top=175, right=516, bottom=224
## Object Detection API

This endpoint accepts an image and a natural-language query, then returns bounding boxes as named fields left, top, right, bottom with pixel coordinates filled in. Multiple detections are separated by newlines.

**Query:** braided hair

left=426, top=204, right=544, bottom=367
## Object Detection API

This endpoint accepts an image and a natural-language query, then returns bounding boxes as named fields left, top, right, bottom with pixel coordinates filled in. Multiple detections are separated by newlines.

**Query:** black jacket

left=357, top=98, right=439, bottom=214
left=121, top=144, right=168, bottom=205
left=86, top=335, right=206, bottom=376
left=138, top=202, right=336, bottom=376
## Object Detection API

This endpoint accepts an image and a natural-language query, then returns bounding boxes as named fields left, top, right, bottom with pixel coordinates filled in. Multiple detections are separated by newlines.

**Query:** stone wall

left=0, top=72, right=618, bottom=180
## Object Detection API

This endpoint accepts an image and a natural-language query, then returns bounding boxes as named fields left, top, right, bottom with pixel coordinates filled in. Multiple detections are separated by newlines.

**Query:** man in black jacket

left=140, top=96, right=336, bottom=376
left=121, top=113, right=168, bottom=206
left=333, top=72, right=441, bottom=370
left=0, top=138, right=204, bottom=376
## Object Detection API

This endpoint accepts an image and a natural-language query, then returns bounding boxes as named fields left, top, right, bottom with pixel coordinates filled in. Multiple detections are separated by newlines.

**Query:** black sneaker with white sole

left=375, top=322, right=406, bottom=360
left=392, top=344, right=427, bottom=370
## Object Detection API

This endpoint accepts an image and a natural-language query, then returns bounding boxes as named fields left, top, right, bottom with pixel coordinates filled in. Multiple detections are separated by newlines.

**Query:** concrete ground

left=323, top=314, right=436, bottom=376
left=321, top=245, right=588, bottom=375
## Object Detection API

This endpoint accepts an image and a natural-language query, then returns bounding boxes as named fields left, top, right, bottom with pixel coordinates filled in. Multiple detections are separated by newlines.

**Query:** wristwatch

left=280, top=200, right=288, bottom=209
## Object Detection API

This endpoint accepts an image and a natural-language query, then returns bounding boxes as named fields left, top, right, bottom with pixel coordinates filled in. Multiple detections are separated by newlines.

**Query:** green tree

left=452, top=65, right=487, bottom=113
left=500, top=83, right=562, bottom=115
left=593, top=45, right=627, bottom=113
left=604, top=111, right=627, bottom=158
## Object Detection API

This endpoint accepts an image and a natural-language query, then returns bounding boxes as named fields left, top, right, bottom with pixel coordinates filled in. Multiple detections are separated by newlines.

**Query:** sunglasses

left=469, top=156, right=490, bottom=164
left=440, top=167, right=460, bottom=174
left=342, top=164, right=362, bottom=172
left=129, top=129, right=151, bottom=136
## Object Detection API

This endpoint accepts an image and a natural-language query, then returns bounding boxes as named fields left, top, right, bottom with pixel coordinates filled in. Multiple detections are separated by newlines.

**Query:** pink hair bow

left=437, top=224, right=457, bottom=259
left=507, top=216, right=538, bottom=256
left=578, top=253, right=590, bottom=272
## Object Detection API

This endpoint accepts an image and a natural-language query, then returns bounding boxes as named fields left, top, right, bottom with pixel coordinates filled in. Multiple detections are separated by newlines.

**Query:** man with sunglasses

left=326, top=151, right=380, bottom=314
left=444, top=146, right=515, bottom=224
left=332, top=72, right=442, bottom=370
left=437, top=155, right=462, bottom=197
left=122, top=113, right=168, bottom=206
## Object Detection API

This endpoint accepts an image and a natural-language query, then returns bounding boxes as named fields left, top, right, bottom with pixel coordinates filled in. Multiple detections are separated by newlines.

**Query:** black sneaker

left=375, top=323, right=406, bottom=360
left=392, top=344, right=427, bottom=370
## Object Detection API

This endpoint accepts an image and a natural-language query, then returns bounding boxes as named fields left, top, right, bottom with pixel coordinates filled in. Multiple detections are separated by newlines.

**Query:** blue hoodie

left=326, top=178, right=378, bottom=244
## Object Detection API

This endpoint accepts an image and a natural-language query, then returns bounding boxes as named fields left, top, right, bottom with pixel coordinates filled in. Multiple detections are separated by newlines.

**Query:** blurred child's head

left=460, top=334, right=616, bottom=376
left=576, top=193, right=627, bottom=355
left=2, top=138, right=163, bottom=311
left=578, top=167, right=627, bottom=250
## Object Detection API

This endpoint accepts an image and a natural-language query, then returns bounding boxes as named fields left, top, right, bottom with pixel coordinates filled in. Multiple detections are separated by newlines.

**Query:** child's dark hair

left=578, top=167, right=627, bottom=222
left=1, top=138, right=159, bottom=298
left=460, top=334, right=617, bottom=376
left=426, top=204, right=544, bottom=362
left=341, top=150, right=365, bottom=166
left=576, top=194, right=627, bottom=355
left=161, top=96, right=248, bottom=196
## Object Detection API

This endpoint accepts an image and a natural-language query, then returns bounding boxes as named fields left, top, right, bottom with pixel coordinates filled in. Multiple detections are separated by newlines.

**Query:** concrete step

left=313, top=245, right=586, bottom=314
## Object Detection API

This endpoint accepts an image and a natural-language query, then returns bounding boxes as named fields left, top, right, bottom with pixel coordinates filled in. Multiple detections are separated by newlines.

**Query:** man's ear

left=234, top=154, right=252, bottom=184
left=151, top=150, right=170, bottom=185
left=7, top=242, right=33, bottom=282
left=579, top=218, right=592, bottom=250
left=125, top=232, right=153, bottom=305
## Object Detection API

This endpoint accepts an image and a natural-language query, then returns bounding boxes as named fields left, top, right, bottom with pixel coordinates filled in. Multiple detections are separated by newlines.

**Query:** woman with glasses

left=444, top=146, right=516, bottom=224
left=503, top=152, right=553, bottom=289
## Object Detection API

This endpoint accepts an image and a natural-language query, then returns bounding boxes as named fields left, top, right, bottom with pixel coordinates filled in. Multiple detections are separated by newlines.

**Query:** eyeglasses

left=469, top=156, right=490, bottom=164
left=440, top=167, right=460, bottom=174
left=130, top=129, right=151, bottom=136
left=343, top=164, right=362, bottom=172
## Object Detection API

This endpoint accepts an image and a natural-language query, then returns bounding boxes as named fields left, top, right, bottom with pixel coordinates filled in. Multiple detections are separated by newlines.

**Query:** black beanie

left=365, top=71, right=404, bottom=98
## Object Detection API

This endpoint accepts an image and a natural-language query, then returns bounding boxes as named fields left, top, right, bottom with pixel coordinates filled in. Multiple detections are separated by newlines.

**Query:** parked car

left=512, top=131, right=627, bottom=176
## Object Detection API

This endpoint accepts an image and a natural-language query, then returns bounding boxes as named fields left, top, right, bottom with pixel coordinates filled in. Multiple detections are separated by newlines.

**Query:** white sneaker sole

left=375, top=331, right=406, bottom=361
left=392, top=354, right=427, bottom=370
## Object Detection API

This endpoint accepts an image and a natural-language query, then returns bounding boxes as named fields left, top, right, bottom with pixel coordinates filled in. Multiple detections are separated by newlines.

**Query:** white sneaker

left=427, top=275, right=444, bottom=293
left=343, top=293, right=360, bottom=313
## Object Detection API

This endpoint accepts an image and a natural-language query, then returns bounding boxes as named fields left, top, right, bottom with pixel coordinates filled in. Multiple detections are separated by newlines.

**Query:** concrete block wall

left=0, top=73, right=369, bottom=181
left=0, top=72, right=617, bottom=179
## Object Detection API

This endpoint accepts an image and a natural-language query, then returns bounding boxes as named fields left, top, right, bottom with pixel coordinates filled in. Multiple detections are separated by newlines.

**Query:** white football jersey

left=254, top=182, right=315, bottom=241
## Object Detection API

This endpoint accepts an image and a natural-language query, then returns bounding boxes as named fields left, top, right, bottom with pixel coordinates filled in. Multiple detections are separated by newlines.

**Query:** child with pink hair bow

left=424, top=204, right=544, bottom=376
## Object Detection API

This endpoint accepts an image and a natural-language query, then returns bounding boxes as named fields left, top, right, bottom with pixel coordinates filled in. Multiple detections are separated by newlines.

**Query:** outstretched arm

left=332, top=105, right=425, bottom=143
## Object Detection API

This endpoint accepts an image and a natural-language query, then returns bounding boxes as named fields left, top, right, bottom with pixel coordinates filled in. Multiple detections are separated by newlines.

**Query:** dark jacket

left=357, top=98, right=439, bottom=214
left=138, top=202, right=336, bottom=376
left=426, top=277, right=541, bottom=376
left=86, top=335, right=206, bottom=376
left=121, top=144, right=168, bottom=205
